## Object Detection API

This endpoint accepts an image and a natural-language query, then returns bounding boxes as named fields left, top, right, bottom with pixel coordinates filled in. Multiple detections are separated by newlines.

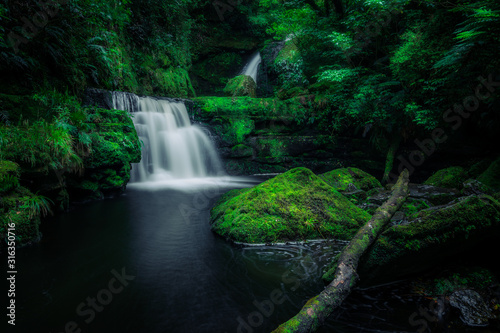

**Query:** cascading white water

left=240, top=52, right=261, bottom=84
left=112, top=92, right=224, bottom=183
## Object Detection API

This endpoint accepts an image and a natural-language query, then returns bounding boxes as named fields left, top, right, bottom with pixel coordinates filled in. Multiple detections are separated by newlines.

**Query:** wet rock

left=449, top=289, right=495, bottom=326
left=210, top=168, right=371, bottom=243
left=461, top=179, right=494, bottom=196
left=408, top=184, right=459, bottom=205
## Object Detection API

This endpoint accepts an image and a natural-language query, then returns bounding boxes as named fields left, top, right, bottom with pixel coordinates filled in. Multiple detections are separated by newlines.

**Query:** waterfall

left=112, top=92, right=224, bottom=183
left=240, top=52, right=261, bottom=84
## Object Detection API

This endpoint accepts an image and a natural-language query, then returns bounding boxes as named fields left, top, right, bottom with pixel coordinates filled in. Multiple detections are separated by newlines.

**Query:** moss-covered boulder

left=478, top=157, right=500, bottom=191
left=223, top=75, right=257, bottom=98
left=353, top=195, right=500, bottom=283
left=319, top=167, right=382, bottom=192
left=68, top=108, right=141, bottom=200
left=210, top=167, right=371, bottom=243
left=423, top=166, right=468, bottom=189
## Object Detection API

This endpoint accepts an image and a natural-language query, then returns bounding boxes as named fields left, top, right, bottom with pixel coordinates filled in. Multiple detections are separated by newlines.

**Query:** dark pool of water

left=3, top=178, right=497, bottom=333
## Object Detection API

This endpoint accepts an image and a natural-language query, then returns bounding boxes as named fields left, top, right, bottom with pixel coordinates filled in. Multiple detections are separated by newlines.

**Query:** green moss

left=231, top=144, right=253, bottom=158
left=356, top=195, right=500, bottom=283
left=257, top=138, right=289, bottom=163
left=478, top=157, right=500, bottom=191
left=0, top=160, right=20, bottom=193
left=69, top=108, right=141, bottom=198
left=192, top=96, right=307, bottom=123
left=151, top=67, right=196, bottom=98
left=401, top=198, right=431, bottom=218
left=424, top=166, right=468, bottom=189
left=223, top=75, right=257, bottom=98
left=210, top=167, right=371, bottom=243
left=319, top=167, right=382, bottom=192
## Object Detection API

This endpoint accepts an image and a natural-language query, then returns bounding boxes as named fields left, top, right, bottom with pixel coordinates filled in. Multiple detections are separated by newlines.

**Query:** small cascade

left=113, top=92, right=224, bottom=183
left=240, top=52, right=262, bottom=84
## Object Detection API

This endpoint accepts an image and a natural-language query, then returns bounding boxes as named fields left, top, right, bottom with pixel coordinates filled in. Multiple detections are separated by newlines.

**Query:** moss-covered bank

left=354, top=195, right=500, bottom=283
left=210, top=167, right=371, bottom=243
left=0, top=103, right=141, bottom=248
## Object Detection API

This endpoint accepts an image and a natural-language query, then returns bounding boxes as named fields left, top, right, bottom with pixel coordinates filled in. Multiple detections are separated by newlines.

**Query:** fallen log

left=272, top=169, right=410, bottom=333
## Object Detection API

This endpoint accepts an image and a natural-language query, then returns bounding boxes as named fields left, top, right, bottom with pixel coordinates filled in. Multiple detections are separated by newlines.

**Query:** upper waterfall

left=240, top=52, right=261, bottom=84
left=112, top=92, right=224, bottom=183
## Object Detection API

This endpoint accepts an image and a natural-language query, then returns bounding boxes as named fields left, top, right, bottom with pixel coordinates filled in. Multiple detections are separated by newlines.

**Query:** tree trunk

left=272, top=169, right=410, bottom=333
left=381, top=135, right=401, bottom=185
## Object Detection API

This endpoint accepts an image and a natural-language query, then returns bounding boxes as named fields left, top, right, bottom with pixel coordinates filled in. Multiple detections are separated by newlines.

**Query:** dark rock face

left=83, top=88, right=113, bottom=109
left=449, top=289, right=495, bottom=326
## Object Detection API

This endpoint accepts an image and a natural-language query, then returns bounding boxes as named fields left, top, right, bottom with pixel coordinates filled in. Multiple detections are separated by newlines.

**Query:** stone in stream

left=210, top=167, right=371, bottom=244
left=449, top=289, right=495, bottom=326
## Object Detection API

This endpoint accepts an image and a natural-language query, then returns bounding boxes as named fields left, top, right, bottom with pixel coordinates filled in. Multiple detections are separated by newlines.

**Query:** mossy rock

left=423, top=166, right=468, bottom=189
left=210, top=167, right=371, bottom=243
left=319, top=167, right=382, bottom=192
left=478, top=157, right=500, bottom=191
left=231, top=144, right=253, bottom=158
left=0, top=160, right=20, bottom=193
left=223, top=75, right=257, bottom=98
left=68, top=108, right=141, bottom=199
left=353, top=195, right=500, bottom=284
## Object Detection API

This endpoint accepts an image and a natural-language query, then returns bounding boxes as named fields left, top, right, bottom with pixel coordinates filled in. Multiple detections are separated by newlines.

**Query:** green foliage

left=0, top=186, right=43, bottom=247
left=0, top=120, right=83, bottom=175
left=210, top=167, right=371, bottom=243
left=0, top=160, right=19, bottom=193
left=20, top=192, right=54, bottom=219
left=193, top=96, right=309, bottom=124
